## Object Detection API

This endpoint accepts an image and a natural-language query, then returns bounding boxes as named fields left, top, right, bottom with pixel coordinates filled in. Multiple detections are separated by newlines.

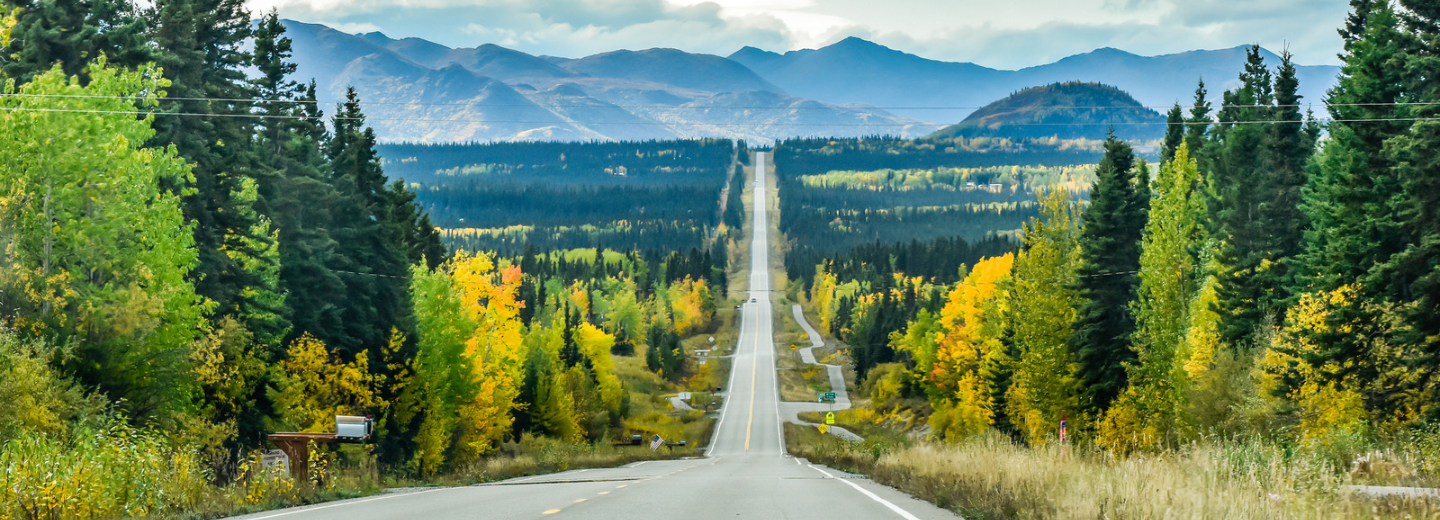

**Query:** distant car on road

left=750, top=298, right=757, bottom=303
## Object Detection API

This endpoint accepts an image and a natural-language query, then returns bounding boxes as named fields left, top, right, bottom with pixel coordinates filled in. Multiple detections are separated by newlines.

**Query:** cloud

left=315, top=20, right=382, bottom=34
left=248, top=0, right=1349, bottom=67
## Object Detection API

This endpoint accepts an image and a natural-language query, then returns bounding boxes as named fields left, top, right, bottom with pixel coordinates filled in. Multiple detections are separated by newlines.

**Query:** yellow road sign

left=818, top=424, right=829, bottom=435
left=790, top=344, right=796, bottom=350
left=825, top=412, right=835, bottom=425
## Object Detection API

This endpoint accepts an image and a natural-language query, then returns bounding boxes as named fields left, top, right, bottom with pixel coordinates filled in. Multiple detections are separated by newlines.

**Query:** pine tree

left=1299, top=0, right=1410, bottom=293
left=0, top=0, right=153, bottom=83
left=324, top=88, right=412, bottom=358
left=1185, top=79, right=1213, bottom=156
left=1207, top=45, right=1313, bottom=348
left=1068, top=135, right=1150, bottom=413
left=1375, top=0, right=1440, bottom=419
left=148, top=0, right=284, bottom=340
left=1161, top=104, right=1185, bottom=164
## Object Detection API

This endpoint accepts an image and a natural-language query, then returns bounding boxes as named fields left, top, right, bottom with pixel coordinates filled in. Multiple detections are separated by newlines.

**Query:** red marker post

left=1059, top=414, right=1068, bottom=458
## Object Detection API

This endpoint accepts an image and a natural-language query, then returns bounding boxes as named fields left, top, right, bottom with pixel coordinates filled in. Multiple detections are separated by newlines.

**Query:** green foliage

left=0, top=0, right=153, bottom=84
left=931, top=82, right=1167, bottom=141
left=1006, top=189, right=1084, bottom=444
left=1205, top=46, right=1315, bottom=348
left=1068, top=136, right=1149, bottom=413
left=0, top=420, right=209, bottom=519
left=0, top=61, right=207, bottom=419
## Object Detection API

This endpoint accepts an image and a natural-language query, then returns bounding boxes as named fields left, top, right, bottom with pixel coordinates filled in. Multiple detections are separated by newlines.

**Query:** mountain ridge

left=279, top=19, right=1340, bottom=143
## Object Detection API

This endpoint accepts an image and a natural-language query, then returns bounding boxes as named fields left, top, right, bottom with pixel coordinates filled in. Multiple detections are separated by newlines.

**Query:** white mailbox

left=335, top=415, right=372, bottom=442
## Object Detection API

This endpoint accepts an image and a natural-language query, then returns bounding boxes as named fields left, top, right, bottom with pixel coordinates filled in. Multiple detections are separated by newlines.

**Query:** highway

left=234, top=152, right=961, bottom=520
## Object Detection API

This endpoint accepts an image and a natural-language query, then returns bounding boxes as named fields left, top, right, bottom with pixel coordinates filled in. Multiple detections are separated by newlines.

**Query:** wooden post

left=267, top=433, right=339, bottom=481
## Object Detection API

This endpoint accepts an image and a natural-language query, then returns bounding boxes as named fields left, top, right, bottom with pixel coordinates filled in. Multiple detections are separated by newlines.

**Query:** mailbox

left=336, top=415, right=372, bottom=441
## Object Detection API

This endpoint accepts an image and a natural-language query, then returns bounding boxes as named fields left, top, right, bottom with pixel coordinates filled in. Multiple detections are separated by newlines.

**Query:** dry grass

left=787, top=425, right=1440, bottom=520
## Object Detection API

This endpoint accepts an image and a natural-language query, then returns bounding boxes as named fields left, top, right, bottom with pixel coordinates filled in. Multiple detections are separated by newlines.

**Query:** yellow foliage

left=574, top=323, right=624, bottom=412
left=925, top=254, right=1013, bottom=439
left=1264, top=286, right=1369, bottom=442
left=1096, top=391, right=1165, bottom=455
left=272, top=334, right=379, bottom=433
left=668, top=278, right=713, bottom=335
left=450, top=253, right=526, bottom=462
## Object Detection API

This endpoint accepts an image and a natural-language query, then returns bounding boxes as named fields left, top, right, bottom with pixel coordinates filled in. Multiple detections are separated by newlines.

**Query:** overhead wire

left=1, top=105, right=1435, bottom=127
left=1, top=92, right=1437, bottom=111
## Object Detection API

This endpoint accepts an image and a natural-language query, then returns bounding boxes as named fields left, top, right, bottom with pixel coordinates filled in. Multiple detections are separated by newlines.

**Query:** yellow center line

left=598, top=491, right=610, bottom=495
left=745, top=307, right=760, bottom=451
left=542, top=510, right=560, bottom=515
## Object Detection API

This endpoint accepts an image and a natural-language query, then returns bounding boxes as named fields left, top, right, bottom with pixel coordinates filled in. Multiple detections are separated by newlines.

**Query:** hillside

left=729, top=40, right=1338, bottom=124
left=929, top=82, right=1165, bottom=141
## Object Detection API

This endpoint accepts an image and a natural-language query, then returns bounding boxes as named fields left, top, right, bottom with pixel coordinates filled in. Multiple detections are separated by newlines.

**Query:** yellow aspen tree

left=574, top=323, right=624, bottom=413
left=270, top=333, right=379, bottom=433
left=925, top=254, right=1014, bottom=440
left=408, top=253, right=525, bottom=471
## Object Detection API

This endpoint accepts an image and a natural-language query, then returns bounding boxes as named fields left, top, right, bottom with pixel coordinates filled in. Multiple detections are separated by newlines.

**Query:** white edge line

left=245, top=488, right=448, bottom=520
left=807, top=465, right=922, bottom=520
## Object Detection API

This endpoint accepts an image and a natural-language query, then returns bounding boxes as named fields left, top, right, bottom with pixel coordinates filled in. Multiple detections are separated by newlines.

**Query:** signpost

left=825, top=412, right=836, bottom=425
left=679, top=392, right=691, bottom=401
left=816, top=392, right=837, bottom=403
left=261, top=449, right=289, bottom=475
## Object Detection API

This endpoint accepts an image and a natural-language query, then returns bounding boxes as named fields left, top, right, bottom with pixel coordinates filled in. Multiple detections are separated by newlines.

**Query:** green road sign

left=823, top=392, right=837, bottom=401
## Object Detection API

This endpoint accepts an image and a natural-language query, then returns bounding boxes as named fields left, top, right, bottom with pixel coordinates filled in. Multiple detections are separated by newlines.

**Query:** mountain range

left=279, top=20, right=1340, bottom=143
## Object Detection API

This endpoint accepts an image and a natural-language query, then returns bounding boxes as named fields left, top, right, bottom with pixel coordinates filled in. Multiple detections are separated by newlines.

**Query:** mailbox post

left=267, top=415, right=373, bottom=480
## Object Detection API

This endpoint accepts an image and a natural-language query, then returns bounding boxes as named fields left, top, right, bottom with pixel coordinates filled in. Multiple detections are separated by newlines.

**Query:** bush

left=0, top=420, right=209, bottom=519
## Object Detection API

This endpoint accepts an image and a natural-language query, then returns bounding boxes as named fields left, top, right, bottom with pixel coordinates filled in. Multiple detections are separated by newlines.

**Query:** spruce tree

left=1161, top=104, right=1185, bottom=164
left=1207, top=46, right=1313, bottom=348
left=148, top=0, right=284, bottom=340
left=1299, top=0, right=1410, bottom=293
left=0, top=0, right=152, bottom=83
left=325, top=88, right=412, bottom=358
left=1185, top=79, right=1213, bottom=157
left=1068, top=134, right=1149, bottom=413
left=1377, top=0, right=1440, bottom=418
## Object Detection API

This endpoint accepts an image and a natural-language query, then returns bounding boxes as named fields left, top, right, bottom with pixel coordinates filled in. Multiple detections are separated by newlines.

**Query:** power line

left=2, top=92, right=1438, bottom=111
left=2, top=105, right=1434, bottom=127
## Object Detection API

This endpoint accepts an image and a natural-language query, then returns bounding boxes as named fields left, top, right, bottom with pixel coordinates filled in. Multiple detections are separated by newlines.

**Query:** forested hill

left=929, top=82, right=1166, bottom=141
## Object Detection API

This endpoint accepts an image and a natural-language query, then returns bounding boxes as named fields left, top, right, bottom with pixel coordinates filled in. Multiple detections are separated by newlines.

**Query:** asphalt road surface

left=234, top=152, right=962, bottom=520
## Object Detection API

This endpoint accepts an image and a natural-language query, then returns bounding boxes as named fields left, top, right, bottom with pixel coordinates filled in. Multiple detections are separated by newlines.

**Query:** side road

left=779, top=304, right=862, bottom=442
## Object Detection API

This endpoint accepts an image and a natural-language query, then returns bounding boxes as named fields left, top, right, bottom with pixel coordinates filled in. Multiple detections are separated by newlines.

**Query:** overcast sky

left=246, top=0, right=1351, bottom=68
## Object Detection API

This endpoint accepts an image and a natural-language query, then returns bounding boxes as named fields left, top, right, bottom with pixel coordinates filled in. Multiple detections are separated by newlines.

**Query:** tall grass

left=0, top=422, right=209, bottom=519
left=786, top=424, right=1440, bottom=519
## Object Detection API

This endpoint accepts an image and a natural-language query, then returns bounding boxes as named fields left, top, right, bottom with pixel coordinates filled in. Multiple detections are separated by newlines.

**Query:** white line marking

left=807, top=465, right=922, bottom=520
left=244, top=488, right=448, bottom=519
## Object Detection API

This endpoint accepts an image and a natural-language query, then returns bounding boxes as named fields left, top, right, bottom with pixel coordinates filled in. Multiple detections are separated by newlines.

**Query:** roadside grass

left=786, top=424, right=1440, bottom=520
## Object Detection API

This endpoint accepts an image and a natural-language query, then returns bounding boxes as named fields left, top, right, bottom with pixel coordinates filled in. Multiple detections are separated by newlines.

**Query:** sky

left=245, top=0, right=1352, bottom=68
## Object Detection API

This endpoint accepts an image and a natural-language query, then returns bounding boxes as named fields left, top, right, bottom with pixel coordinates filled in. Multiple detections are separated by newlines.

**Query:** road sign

left=679, top=392, right=691, bottom=400
left=825, top=412, right=835, bottom=425
left=817, top=392, right=837, bottom=402
left=818, top=424, right=829, bottom=435
left=790, top=344, right=796, bottom=350
left=261, top=449, right=290, bottom=475
left=650, top=434, right=664, bottom=451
